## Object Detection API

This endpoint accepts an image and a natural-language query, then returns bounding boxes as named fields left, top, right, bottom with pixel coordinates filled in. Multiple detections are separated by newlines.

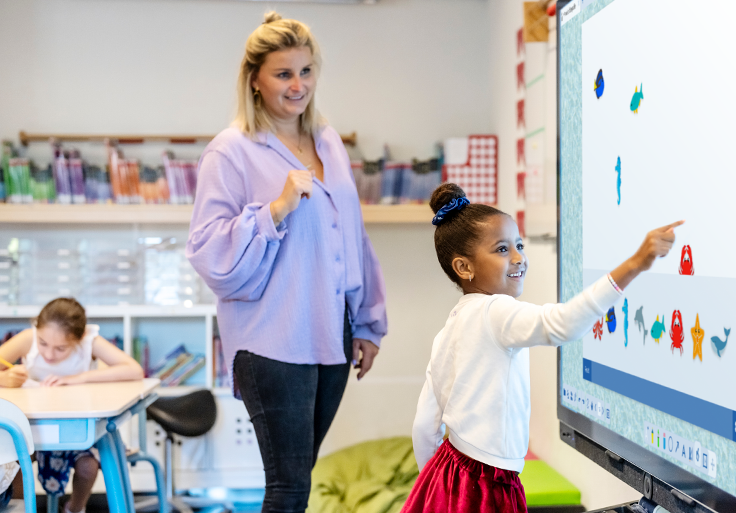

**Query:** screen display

left=558, top=0, right=736, bottom=499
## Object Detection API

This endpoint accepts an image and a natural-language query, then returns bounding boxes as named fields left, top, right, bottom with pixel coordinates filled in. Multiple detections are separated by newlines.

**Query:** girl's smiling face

left=453, top=215, right=528, bottom=298
left=36, top=323, right=78, bottom=364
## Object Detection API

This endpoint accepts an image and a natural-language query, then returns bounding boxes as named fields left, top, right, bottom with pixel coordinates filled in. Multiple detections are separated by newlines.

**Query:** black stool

left=135, top=390, right=221, bottom=513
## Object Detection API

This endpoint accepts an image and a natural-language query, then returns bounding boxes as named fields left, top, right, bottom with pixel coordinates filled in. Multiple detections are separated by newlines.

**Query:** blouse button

left=332, top=223, right=337, bottom=229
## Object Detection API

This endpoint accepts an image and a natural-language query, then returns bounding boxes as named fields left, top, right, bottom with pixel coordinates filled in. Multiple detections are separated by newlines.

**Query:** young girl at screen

left=0, top=297, right=144, bottom=513
left=402, top=184, right=682, bottom=513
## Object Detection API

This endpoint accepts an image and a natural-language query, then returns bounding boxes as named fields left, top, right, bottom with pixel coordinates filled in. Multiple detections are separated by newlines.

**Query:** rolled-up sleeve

left=351, top=228, right=388, bottom=346
left=186, top=151, right=286, bottom=302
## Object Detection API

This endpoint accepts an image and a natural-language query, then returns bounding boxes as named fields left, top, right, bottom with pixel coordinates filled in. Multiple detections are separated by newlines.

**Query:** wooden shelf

left=0, top=304, right=217, bottom=318
left=18, top=130, right=358, bottom=147
left=0, top=203, right=432, bottom=224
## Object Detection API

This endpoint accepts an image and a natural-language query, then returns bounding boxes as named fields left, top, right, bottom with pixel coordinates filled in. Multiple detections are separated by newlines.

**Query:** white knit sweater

left=412, top=275, right=622, bottom=473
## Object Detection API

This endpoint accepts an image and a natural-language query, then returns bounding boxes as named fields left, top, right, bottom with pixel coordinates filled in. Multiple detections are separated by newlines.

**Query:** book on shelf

left=149, top=343, right=204, bottom=387
left=148, top=343, right=188, bottom=376
left=163, top=354, right=205, bottom=387
left=156, top=353, right=192, bottom=381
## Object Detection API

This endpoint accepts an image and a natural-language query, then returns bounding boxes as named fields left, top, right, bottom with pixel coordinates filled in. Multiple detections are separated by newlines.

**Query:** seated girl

left=0, top=297, right=144, bottom=513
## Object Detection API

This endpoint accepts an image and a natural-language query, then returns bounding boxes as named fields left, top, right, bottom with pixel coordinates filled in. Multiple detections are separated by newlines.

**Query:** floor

left=32, top=490, right=265, bottom=513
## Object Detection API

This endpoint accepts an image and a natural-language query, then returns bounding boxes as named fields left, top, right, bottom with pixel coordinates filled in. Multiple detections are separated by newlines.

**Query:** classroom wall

left=0, top=0, right=482, bottom=456
left=0, top=0, right=492, bottom=161
left=486, top=0, right=639, bottom=508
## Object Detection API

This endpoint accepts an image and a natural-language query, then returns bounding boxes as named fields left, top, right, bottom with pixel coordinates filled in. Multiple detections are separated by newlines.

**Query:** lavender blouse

left=186, top=125, right=388, bottom=386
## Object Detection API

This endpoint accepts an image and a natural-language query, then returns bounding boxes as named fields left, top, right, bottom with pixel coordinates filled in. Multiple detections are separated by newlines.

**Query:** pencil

left=0, top=356, right=14, bottom=369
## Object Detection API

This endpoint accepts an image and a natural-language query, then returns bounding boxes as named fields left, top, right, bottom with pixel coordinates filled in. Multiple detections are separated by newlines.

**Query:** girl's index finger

left=661, top=220, right=685, bottom=233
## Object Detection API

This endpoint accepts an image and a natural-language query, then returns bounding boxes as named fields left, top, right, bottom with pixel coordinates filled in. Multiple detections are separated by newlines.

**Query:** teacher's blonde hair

left=234, top=12, right=322, bottom=137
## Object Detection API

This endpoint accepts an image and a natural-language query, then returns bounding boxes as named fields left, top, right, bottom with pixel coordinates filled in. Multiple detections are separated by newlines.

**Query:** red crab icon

left=670, top=309, right=684, bottom=355
left=593, top=318, right=604, bottom=340
left=678, top=245, right=694, bottom=275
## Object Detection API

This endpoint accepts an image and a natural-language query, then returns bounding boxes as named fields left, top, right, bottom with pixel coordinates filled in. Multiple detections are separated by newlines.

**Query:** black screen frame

left=554, top=1, right=736, bottom=510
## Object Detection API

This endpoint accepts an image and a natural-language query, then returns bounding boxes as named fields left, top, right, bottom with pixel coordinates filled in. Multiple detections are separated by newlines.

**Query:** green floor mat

left=519, top=460, right=581, bottom=506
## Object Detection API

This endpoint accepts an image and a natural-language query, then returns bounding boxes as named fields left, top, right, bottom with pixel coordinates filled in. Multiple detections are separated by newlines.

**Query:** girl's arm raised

left=41, top=336, right=144, bottom=387
left=0, top=329, right=33, bottom=388
left=489, top=221, right=683, bottom=350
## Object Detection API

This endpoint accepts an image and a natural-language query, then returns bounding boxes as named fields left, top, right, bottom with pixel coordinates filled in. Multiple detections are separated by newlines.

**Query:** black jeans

left=233, top=309, right=352, bottom=513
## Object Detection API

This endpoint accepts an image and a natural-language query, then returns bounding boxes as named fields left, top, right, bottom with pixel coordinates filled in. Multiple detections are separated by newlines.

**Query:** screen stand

left=584, top=501, right=645, bottom=513
left=560, top=422, right=705, bottom=513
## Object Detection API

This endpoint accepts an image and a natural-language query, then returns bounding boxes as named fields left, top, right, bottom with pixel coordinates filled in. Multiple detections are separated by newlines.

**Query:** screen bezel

left=554, top=0, right=736, bottom=509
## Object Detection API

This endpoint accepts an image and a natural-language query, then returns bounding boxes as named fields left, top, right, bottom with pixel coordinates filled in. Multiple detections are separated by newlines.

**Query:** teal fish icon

left=651, top=314, right=666, bottom=343
left=630, top=83, right=643, bottom=113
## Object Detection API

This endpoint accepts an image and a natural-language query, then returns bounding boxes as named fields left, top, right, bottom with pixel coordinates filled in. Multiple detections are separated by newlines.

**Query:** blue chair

left=0, top=398, right=35, bottom=513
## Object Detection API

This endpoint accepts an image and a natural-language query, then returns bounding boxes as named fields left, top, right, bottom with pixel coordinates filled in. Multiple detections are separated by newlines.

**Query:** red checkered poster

left=442, top=135, right=498, bottom=205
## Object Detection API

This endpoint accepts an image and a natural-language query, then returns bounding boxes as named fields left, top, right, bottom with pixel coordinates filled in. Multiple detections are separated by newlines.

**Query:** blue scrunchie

left=432, top=196, right=470, bottom=226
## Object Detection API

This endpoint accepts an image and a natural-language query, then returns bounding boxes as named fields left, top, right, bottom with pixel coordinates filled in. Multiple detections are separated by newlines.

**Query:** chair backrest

left=0, top=398, right=34, bottom=465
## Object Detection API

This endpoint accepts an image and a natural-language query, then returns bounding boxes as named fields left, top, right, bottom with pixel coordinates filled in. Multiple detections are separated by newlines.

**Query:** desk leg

left=46, top=494, right=59, bottom=513
left=97, top=433, right=128, bottom=513
left=110, top=427, right=135, bottom=513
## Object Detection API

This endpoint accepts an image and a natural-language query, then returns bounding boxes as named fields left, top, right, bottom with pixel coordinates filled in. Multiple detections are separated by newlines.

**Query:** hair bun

left=430, top=183, right=467, bottom=215
left=263, top=11, right=283, bottom=24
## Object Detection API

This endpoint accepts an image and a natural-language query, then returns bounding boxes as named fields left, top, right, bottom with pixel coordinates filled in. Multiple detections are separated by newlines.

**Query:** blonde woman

left=186, top=12, right=387, bottom=512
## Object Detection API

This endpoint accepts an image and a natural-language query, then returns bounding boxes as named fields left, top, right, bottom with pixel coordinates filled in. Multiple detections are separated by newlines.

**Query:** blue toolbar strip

left=582, top=358, right=736, bottom=442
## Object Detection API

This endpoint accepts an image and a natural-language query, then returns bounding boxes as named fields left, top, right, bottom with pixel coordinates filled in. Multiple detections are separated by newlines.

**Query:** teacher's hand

left=270, top=169, right=315, bottom=225
left=352, top=338, right=379, bottom=381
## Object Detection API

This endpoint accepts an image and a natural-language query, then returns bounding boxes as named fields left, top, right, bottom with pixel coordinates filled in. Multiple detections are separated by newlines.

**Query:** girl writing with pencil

left=0, top=297, right=143, bottom=513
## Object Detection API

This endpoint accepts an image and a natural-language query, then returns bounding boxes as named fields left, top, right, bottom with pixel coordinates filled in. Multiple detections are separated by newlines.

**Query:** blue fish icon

left=630, top=83, right=644, bottom=113
left=615, top=156, right=621, bottom=205
left=605, top=307, right=616, bottom=333
left=594, top=69, right=605, bottom=99
left=711, top=328, right=730, bottom=357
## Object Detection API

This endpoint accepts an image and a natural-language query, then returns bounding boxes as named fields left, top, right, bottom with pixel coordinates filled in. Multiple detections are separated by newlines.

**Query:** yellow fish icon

left=691, top=314, right=704, bottom=362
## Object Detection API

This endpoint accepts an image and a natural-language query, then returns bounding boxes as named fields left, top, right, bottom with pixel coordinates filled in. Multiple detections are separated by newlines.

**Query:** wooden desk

left=0, top=379, right=160, bottom=513
left=0, top=379, right=159, bottom=419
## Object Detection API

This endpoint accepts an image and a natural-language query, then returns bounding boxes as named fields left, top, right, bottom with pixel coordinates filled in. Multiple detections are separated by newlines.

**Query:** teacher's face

left=252, top=46, right=316, bottom=124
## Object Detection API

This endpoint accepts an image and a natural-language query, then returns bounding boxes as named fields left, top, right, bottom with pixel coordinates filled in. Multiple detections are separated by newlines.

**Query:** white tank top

left=24, top=324, right=99, bottom=382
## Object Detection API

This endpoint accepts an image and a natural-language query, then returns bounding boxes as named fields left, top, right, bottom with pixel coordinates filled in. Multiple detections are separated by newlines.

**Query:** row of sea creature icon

left=592, top=300, right=728, bottom=360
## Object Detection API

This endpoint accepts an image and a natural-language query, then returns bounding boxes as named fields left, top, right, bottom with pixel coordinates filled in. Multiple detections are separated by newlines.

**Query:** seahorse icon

left=615, top=156, right=621, bottom=205
left=622, top=299, right=629, bottom=347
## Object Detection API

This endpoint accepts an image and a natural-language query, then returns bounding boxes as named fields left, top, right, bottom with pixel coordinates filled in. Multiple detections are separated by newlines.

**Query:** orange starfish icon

left=691, top=314, right=704, bottom=362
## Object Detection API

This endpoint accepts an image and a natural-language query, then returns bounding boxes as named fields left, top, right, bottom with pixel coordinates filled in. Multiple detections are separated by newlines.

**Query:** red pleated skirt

left=401, top=440, right=527, bottom=513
